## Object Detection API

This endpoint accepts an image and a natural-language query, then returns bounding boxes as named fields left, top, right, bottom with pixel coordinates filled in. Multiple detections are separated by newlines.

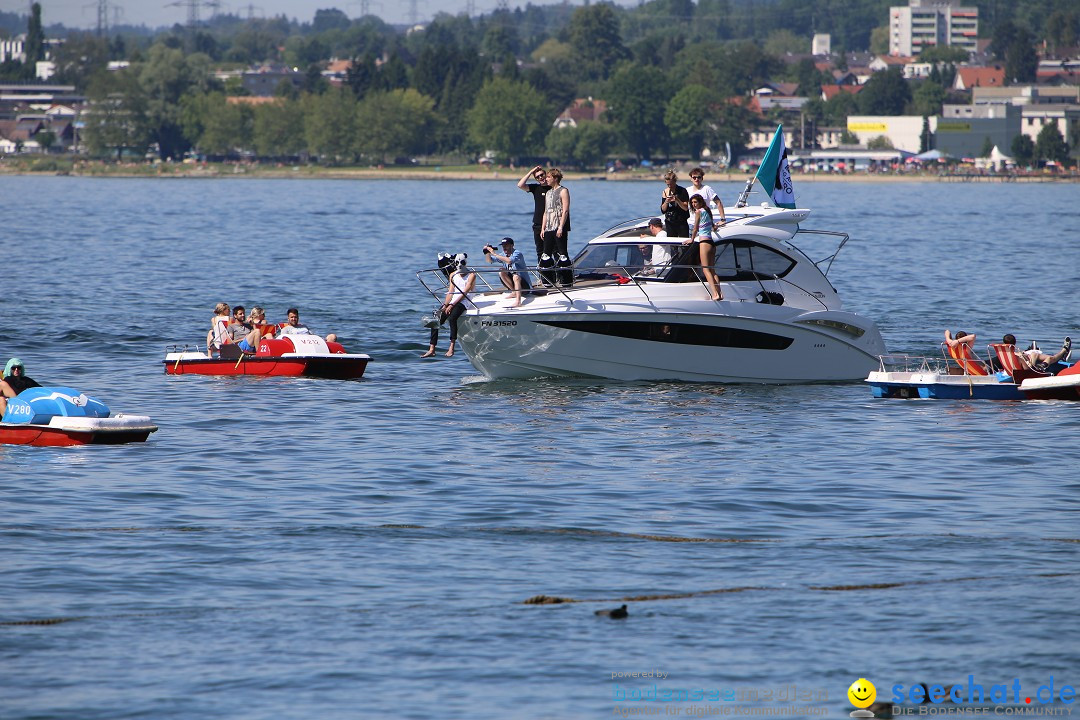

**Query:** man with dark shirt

left=517, top=165, right=551, bottom=262
left=0, top=358, right=41, bottom=418
left=660, top=169, right=691, bottom=238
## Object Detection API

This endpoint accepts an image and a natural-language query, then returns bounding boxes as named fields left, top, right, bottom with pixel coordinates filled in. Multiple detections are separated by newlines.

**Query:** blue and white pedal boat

left=866, top=355, right=1023, bottom=400
left=0, top=386, right=158, bottom=446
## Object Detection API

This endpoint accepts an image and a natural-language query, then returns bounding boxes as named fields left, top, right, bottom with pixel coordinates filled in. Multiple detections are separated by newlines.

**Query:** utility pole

left=240, top=3, right=262, bottom=20
left=406, top=0, right=423, bottom=25
left=348, top=0, right=382, bottom=18
left=97, top=0, right=108, bottom=37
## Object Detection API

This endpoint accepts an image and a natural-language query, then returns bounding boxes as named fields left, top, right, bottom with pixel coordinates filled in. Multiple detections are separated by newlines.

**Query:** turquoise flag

left=754, top=124, right=796, bottom=208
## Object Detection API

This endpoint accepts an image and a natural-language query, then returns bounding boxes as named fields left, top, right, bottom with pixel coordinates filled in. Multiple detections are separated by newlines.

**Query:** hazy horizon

left=2, top=0, right=637, bottom=31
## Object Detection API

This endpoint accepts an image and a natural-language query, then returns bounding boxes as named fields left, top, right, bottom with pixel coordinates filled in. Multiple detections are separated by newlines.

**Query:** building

left=846, top=115, right=930, bottom=153
left=553, top=98, right=607, bottom=129
left=812, top=34, right=831, bottom=56
left=953, top=66, right=1005, bottom=91
left=969, top=85, right=1080, bottom=144
left=889, top=0, right=978, bottom=57
left=0, top=37, right=25, bottom=63
left=937, top=104, right=1021, bottom=156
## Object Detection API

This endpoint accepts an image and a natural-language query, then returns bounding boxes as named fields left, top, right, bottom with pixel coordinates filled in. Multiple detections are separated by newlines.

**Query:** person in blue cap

left=0, top=358, right=41, bottom=418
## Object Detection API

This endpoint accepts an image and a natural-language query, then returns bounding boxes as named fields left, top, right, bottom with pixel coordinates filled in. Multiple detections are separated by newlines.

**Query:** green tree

left=35, top=129, right=56, bottom=153
left=545, top=121, right=616, bottom=169
left=138, top=44, right=216, bottom=159
left=1035, top=123, right=1069, bottom=165
left=605, top=63, right=671, bottom=160
left=979, top=136, right=994, bottom=158
left=198, top=94, right=253, bottom=156
left=703, top=101, right=754, bottom=159
left=1044, top=11, right=1078, bottom=55
left=987, top=20, right=1021, bottom=61
left=857, top=68, right=911, bottom=116
left=870, top=26, right=889, bottom=55
left=918, top=46, right=970, bottom=63
left=567, top=3, right=629, bottom=82
left=253, top=98, right=306, bottom=158
left=312, top=8, right=351, bottom=33
left=868, top=135, right=894, bottom=150
left=920, top=116, right=932, bottom=153
left=823, top=91, right=860, bottom=126
left=1011, top=134, right=1035, bottom=166
left=83, top=69, right=151, bottom=160
left=356, top=89, right=439, bottom=162
left=465, top=77, right=551, bottom=162
left=912, top=80, right=946, bottom=117
left=1005, top=39, right=1038, bottom=84
left=763, top=29, right=807, bottom=57
left=665, top=84, right=722, bottom=159
left=305, top=88, right=359, bottom=164
left=51, top=33, right=110, bottom=90
left=26, top=2, right=44, bottom=64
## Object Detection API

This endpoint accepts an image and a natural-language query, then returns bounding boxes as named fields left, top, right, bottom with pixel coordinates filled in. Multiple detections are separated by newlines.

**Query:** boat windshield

left=573, top=239, right=797, bottom=283
left=573, top=242, right=686, bottom=279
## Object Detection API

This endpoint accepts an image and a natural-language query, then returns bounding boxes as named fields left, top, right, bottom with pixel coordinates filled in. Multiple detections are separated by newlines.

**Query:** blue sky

left=4, top=0, right=638, bottom=31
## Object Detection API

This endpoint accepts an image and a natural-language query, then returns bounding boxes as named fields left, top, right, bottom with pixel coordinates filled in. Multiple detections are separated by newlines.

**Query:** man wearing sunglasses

left=517, top=164, right=551, bottom=262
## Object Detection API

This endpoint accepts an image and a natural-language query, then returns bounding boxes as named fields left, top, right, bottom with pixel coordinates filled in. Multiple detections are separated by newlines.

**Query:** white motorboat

left=418, top=203, right=885, bottom=383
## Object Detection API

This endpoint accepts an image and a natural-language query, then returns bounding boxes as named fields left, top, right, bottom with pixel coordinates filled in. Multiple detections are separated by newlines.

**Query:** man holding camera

left=484, top=237, right=531, bottom=308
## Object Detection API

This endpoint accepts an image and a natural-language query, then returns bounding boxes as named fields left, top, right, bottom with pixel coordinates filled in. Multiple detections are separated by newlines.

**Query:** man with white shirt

left=638, top=218, right=673, bottom=275
left=688, top=167, right=727, bottom=224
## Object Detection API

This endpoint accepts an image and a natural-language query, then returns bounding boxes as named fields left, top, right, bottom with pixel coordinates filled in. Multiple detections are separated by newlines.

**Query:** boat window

left=712, top=241, right=796, bottom=280
left=574, top=243, right=649, bottom=275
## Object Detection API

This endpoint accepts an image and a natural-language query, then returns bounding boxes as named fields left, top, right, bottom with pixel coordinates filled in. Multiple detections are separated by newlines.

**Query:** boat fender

left=2, top=386, right=110, bottom=425
left=755, top=291, right=785, bottom=305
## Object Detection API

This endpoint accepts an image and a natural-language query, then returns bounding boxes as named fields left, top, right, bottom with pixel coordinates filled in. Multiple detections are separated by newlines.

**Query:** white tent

left=975, top=145, right=1016, bottom=170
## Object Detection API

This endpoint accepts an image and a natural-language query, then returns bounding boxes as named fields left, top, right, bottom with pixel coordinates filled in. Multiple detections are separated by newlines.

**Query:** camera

left=483, top=245, right=494, bottom=254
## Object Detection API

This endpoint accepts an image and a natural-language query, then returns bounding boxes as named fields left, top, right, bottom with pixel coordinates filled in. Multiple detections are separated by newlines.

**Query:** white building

left=846, top=116, right=932, bottom=153
left=812, top=34, right=831, bottom=56
left=0, top=37, right=26, bottom=63
left=889, top=0, right=977, bottom=57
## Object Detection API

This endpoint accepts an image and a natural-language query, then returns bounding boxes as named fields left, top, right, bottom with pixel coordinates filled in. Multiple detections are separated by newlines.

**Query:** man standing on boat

left=517, top=165, right=551, bottom=262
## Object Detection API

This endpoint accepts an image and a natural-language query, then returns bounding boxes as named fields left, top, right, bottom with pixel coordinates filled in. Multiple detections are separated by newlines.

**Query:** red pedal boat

left=163, top=335, right=370, bottom=379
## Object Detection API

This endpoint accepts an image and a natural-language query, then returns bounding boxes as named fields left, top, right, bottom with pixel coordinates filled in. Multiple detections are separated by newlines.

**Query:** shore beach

left=2, top=157, right=1076, bottom=183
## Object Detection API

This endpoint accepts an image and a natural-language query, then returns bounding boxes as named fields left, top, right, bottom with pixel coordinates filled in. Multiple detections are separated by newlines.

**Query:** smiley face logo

left=848, top=678, right=876, bottom=709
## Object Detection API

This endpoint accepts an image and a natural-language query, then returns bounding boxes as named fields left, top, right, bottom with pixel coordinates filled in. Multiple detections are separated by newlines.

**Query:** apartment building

left=889, top=0, right=978, bottom=57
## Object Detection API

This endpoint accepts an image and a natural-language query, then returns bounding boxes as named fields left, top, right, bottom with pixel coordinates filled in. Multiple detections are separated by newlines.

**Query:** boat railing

left=791, top=229, right=849, bottom=278
left=877, top=354, right=950, bottom=374
left=417, top=262, right=833, bottom=312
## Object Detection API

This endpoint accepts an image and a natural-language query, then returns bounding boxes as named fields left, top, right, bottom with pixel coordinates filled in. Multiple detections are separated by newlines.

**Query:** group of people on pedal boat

left=207, top=303, right=336, bottom=356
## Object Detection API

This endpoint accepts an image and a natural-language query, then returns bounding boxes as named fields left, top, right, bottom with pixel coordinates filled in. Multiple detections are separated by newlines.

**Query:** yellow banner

left=848, top=122, right=888, bottom=132
left=937, top=121, right=972, bottom=132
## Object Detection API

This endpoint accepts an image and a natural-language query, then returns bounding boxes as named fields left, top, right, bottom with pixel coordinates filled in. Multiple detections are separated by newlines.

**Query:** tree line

left=3, top=1, right=1078, bottom=165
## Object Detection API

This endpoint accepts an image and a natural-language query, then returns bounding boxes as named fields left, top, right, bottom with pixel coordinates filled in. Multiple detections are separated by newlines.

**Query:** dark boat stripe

left=534, top=320, right=793, bottom=350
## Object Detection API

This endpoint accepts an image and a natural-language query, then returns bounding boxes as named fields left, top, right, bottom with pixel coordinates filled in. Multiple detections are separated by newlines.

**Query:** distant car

left=477, top=157, right=494, bottom=165
left=393, top=157, right=419, bottom=166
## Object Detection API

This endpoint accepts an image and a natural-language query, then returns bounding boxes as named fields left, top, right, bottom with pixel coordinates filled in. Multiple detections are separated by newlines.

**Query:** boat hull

left=163, top=353, right=370, bottom=379
left=1018, top=372, right=1080, bottom=400
left=457, top=310, right=883, bottom=383
left=866, top=371, right=1023, bottom=400
left=0, top=416, right=158, bottom=446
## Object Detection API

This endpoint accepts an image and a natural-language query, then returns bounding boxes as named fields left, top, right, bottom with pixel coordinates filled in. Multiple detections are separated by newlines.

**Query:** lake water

left=2, top=175, right=1078, bottom=720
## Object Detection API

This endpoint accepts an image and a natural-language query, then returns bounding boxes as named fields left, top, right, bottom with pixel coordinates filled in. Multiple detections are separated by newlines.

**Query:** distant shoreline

left=2, top=161, right=1076, bottom=183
